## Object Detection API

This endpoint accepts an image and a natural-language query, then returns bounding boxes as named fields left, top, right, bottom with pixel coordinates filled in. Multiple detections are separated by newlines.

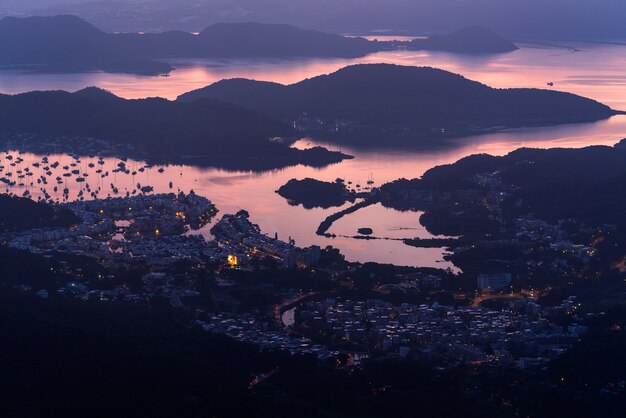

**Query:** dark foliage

left=0, top=194, right=79, bottom=232
left=0, top=15, right=376, bottom=67
left=0, top=88, right=350, bottom=169
left=277, top=178, right=354, bottom=209
left=409, top=26, right=518, bottom=53
left=180, top=64, right=615, bottom=147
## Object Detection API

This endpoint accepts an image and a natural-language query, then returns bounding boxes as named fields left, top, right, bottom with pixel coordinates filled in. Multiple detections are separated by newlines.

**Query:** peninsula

left=0, top=87, right=350, bottom=170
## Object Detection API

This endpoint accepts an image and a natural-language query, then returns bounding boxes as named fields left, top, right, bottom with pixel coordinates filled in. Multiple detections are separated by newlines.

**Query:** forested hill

left=179, top=64, right=617, bottom=146
left=0, top=194, right=79, bottom=233
left=0, top=88, right=350, bottom=169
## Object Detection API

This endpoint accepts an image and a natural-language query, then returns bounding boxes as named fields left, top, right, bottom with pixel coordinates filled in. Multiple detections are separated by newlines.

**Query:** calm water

left=1, top=41, right=625, bottom=268
left=1, top=41, right=626, bottom=110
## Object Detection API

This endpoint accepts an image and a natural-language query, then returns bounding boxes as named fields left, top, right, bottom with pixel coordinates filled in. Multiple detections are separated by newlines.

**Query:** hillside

left=0, top=194, right=79, bottom=233
left=178, top=64, right=617, bottom=147
left=0, top=16, right=522, bottom=75
left=195, top=22, right=375, bottom=57
left=0, top=88, right=350, bottom=170
left=0, top=15, right=376, bottom=71
left=409, top=27, right=518, bottom=53
left=381, top=142, right=626, bottom=229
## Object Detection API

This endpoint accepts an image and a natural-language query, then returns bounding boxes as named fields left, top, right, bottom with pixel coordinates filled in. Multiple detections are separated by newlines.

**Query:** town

left=1, top=181, right=612, bottom=370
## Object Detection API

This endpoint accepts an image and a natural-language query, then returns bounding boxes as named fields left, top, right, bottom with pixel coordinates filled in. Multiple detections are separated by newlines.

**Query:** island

left=179, top=64, right=619, bottom=148
left=407, top=26, right=518, bottom=53
left=0, top=16, right=520, bottom=75
left=0, top=15, right=377, bottom=75
left=276, top=178, right=355, bottom=209
left=0, top=87, right=351, bottom=171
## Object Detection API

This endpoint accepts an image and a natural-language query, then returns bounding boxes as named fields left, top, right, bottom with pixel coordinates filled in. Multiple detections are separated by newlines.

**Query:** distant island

left=0, top=16, right=518, bottom=75
left=0, top=15, right=375, bottom=74
left=179, top=64, right=619, bottom=148
left=0, top=87, right=351, bottom=170
left=407, top=27, right=518, bottom=53
left=277, top=178, right=355, bottom=209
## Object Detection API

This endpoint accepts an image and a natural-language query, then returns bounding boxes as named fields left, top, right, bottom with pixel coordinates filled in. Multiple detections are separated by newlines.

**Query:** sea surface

left=1, top=41, right=625, bottom=269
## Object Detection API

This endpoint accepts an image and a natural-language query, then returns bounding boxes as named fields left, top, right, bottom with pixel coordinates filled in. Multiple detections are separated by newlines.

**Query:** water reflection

left=1, top=41, right=626, bottom=269
left=1, top=41, right=626, bottom=110
left=2, top=113, right=623, bottom=269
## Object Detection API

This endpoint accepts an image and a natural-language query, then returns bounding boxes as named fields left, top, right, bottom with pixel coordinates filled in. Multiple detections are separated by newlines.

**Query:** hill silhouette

left=195, top=22, right=375, bottom=57
left=0, top=15, right=175, bottom=74
left=0, top=15, right=376, bottom=74
left=0, top=194, right=79, bottom=232
left=277, top=178, right=355, bottom=209
left=0, top=87, right=349, bottom=170
left=381, top=143, right=626, bottom=228
left=409, top=27, right=518, bottom=53
left=178, top=64, right=617, bottom=147
left=0, top=16, right=520, bottom=75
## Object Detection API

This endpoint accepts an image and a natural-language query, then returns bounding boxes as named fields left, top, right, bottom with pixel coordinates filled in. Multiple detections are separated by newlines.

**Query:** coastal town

left=1, top=163, right=612, bottom=371
left=295, top=296, right=590, bottom=369
left=2, top=5, right=626, bottom=416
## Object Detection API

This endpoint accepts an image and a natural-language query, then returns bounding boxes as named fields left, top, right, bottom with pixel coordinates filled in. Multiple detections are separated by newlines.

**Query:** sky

left=2, top=0, right=626, bottom=39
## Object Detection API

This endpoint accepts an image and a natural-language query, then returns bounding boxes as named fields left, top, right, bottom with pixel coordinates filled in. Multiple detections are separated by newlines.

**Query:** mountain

left=0, top=15, right=106, bottom=63
left=409, top=26, right=518, bottom=53
left=0, top=88, right=350, bottom=170
left=0, top=15, right=173, bottom=74
left=195, top=22, right=375, bottom=57
left=0, top=16, right=520, bottom=75
left=178, top=64, right=617, bottom=147
left=14, top=0, right=626, bottom=40
left=0, top=15, right=376, bottom=72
